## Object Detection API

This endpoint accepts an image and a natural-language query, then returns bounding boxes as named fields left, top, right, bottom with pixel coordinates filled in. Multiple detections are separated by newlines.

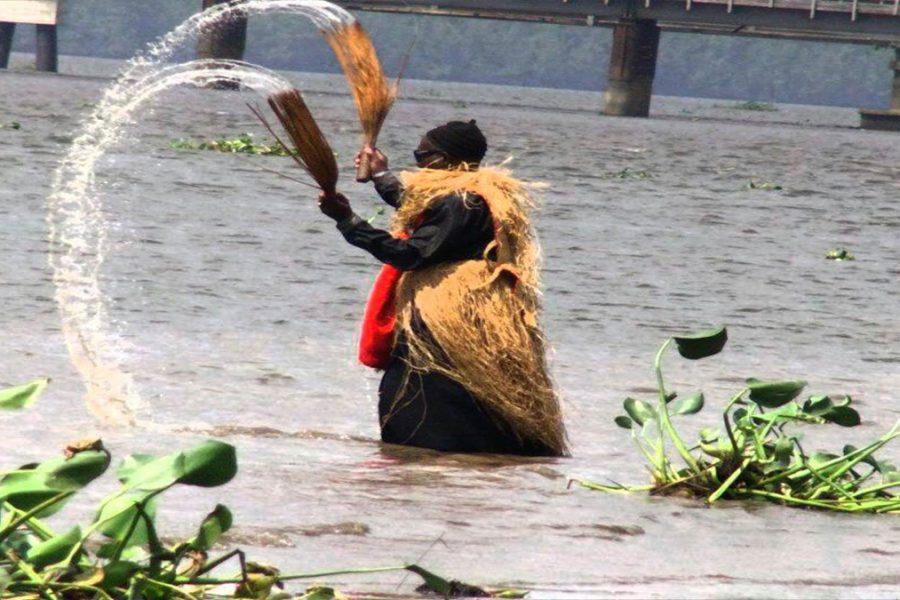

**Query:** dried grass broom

left=324, top=21, right=398, bottom=182
left=250, top=88, right=338, bottom=196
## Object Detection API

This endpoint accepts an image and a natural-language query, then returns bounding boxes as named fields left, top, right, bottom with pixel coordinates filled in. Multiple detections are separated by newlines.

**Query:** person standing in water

left=318, top=120, right=568, bottom=456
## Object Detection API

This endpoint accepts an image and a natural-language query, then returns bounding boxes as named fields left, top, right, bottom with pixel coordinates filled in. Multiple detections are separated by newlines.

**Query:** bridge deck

left=333, top=0, right=900, bottom=44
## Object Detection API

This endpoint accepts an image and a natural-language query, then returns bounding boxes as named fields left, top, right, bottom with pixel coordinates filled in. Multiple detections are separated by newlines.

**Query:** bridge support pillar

left=35, top=24, right=58, bottom=72
left=891, top=47, right=900, bottom=111
left=0, top=22, right=14, bottom=69
left=197, top=0, right=248, bottom=61
left=603, top=19, right=660, bottom=117
left=860, top=47, right=900, bottom=132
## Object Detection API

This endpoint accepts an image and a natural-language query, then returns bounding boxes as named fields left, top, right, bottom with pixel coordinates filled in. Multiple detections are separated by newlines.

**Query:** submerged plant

left=826, top=247, right=856, bottom=261
left=578, top=327, right=900, bottom=512
left=747, top=180, right=782, bottom=191
left=731, top=100, right=777, bottom=112
left=170, top=133, right=294, bottom=156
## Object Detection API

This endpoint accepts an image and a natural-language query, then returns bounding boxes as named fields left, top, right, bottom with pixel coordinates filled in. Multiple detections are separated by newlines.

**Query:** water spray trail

left=47, top=0, right=357, bottom=426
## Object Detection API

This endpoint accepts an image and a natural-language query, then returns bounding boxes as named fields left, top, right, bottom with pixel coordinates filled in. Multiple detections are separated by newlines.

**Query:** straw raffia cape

left=391, top=166, right=569, bottom=456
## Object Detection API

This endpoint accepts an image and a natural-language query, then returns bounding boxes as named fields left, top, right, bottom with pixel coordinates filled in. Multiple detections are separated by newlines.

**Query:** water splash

left=47, top=0, right=356, bottom=426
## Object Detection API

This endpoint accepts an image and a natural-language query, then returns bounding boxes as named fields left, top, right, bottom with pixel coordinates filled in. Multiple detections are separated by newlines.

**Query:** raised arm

left=321, top=193, right=490, bottom=271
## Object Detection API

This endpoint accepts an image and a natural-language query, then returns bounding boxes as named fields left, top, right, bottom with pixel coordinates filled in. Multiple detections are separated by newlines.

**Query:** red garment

left=359, top=231, right=410, bottom=369
left=358, top=261, right=404, bottom=369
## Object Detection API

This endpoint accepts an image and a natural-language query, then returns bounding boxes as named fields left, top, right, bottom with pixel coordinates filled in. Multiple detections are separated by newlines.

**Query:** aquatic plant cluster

left=0, top=382, right=524, bottom=599
left=826, top=247, right=856, bottom=261
left=578, top=328, right=900, bottom=512
left=169, top=133, right=295, bottom=156
left=731, top=100, right=778, bottom=111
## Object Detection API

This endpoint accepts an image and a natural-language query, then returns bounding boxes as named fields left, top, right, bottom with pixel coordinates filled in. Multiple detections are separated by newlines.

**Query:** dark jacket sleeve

left=337, top=195, right=489, bottom=271
left=373, top=172, right=403, bottom=208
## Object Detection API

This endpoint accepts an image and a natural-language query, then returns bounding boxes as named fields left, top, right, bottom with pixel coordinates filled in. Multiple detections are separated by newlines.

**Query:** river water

left=1, top=55, right=899, bottom=598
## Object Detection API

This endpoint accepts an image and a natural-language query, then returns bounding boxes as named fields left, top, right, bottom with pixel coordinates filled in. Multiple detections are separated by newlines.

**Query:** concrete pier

left=35, top=23, right=57, bottom=72
left=0, top=23, right=14, bottom=69
left=860, top=47, right=900, bottom=131
left=603, top=19, right=660, bottom=117
left=197, top=0, right=248, bottom=61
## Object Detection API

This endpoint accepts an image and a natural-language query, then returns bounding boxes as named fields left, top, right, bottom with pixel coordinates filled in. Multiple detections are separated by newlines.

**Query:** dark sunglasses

left=414, top=148, right=444, bottom=163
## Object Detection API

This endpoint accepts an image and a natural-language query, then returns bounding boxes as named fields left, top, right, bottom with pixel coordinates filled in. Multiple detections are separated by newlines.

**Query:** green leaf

left=95, top=495, right=158, bottom=547
left=121, top=453, right=185, bottom=492
left=747, top=379, right=807, bottom=408
left=0, top=379, right=48, bottom=411
left=406, top=564, right=452, bottom=596
left=802, top=395, right=859, bottom=427
left=177, top=440, right=237, bottom=487
left=192, top=504, right=232, bottom=551
left=802, top=394, right=833, bottom=416
left=0, top=449, right=107, bottom=516
left=773, top=436, right=794, bottom=467
left=117, top=454, right=156, bottom=483
left=673, top=326, right=728, bottom=360
left=116, top=440, right=236, bottom=491
left=823, top=406, right=860, bottom=427
left=493, top=591, right=529, bottom=599
left=699, top=428, right=720, bottom=443
left=623, top=398, right=655, bottom=426
left=614, top=416, right=633, bottom=429
left=672, top=392, right=704, bottom=416
left=46, top=450, right=110, bottom=490
left=101, top=561, right=141, bottom=589
left=0, top=468, right=61, bottom=513
left=26, top=526, right=81, bottom=570
left=750, top=403, right=799, bottom=423
left=297, top=587, right=338, bottom=600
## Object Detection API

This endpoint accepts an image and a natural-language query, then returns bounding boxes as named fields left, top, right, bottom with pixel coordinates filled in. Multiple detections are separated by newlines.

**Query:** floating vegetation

left=731, top=100, right=778, bottom=112
left=604, top=167, right=653, bottom=180
left=747, top=180, right=782, bottom=191
left=577, top=327, right=900, bottom=513
left=826, top=247, right=856, bottom=261
left=169, top=133, right=294, bottom=156
left=0, top=380, right=522, bottom=599
left=1, top=121, right=22, bottom=130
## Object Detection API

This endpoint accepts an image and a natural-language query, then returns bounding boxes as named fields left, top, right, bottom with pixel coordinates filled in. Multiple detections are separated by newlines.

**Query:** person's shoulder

left=430, top=192, right=486, bottom=212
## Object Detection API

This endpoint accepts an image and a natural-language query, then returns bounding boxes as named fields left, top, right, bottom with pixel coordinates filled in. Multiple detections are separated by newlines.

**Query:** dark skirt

left=377, top=351, right=557, bottom=456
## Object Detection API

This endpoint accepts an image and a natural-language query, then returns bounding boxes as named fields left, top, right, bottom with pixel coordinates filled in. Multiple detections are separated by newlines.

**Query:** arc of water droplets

left=47, top=0, right=357, bottom=426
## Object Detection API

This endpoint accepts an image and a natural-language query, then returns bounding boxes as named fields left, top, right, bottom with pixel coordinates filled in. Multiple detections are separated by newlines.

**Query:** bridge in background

left=331, top=0, right=900, bottom=129
left=2, top=0, right=897, bottom=128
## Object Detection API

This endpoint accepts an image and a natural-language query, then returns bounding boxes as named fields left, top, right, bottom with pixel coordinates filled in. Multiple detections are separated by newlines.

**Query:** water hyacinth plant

left=578, top=327, right=900, bottom=512
left=170, top=133, right=294, bottom=156
left=826, top=247, right=856, bottom=261
left=747, top=180, right=782, bottom=191
left=0, top=381, right=524, bottom=599
left=732, top=100, right=778, bottom=112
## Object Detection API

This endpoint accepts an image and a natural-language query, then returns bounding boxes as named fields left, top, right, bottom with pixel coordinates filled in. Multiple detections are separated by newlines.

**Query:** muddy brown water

left=1, top=55, right=899, bottom=598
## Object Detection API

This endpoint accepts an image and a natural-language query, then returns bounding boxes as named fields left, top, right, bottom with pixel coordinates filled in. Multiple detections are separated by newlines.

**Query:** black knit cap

left=425, top=120, right=487, bottom=164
